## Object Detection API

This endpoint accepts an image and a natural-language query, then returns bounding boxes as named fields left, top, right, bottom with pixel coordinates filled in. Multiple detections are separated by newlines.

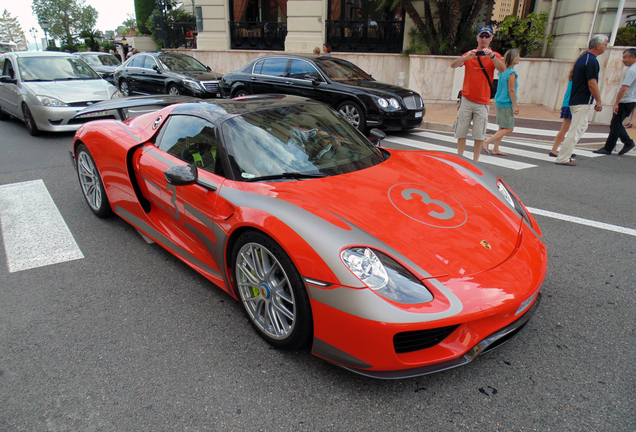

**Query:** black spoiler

left=72, top=95, right=198, bottom=121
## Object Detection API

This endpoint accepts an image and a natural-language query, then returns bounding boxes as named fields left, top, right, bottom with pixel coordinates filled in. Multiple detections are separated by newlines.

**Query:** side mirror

left=206, top=65, right=211, bottom=71
left=0, top=75, right=17, bottom=84
left=369, top=128, right=386, bottom=146
left=164, top=164, right=198, bottom=186
left=152, top=64, right=161, bottom=73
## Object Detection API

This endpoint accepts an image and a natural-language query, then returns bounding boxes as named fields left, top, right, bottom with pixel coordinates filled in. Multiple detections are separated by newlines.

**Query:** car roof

left=4, top=51, right=79, bottom=58
left=171, top=94, right=322, bottom=123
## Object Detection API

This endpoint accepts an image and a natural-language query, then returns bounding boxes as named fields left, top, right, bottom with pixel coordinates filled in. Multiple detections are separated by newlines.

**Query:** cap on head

left=477, top=25, right=494, bottom=37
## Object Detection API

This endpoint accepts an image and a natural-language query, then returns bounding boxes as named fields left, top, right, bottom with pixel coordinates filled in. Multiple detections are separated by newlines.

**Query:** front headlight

left=378, top=98, right=389, bottom=108
left=183, top=79, right=204, bottom=92
left=111, top=90, right=124, bottom=99
left=341, top=247, right=433, bottom=304
left=389, top=98, right=400, bottom=109
left=36, top=95, right=68, bottom=107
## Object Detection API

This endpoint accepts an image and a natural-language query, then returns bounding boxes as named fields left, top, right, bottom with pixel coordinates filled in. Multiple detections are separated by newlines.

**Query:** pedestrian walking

left=450, top=25, right=505, bottom=162
left=483, top=49, right=521, bottom=156
left=323, top=44, right=332, bottom=56
left=549, top=67, right=575, bottom=157
left=555, top=34, right=608, bottom=166
left=593, top=48, right=636, bottom=156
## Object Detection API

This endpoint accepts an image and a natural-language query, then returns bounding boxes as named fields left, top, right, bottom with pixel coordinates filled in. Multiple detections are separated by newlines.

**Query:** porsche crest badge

left=480, top=240, right=492, bottom=250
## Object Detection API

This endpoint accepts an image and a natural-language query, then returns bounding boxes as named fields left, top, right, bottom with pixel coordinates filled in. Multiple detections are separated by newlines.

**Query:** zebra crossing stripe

left=486, top=122, right=608, bottom=139
left=0, top=180, right=84, bottom=272
left=528, top=207, right=636, bottom=237
left=389, top=133, right=536, bottom=170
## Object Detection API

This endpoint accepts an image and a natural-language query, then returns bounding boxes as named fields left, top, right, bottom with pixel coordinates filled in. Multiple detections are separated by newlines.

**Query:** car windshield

left=222, top=104, right=384, bottom=181
left=158, top=54, right=207, bottom=72
left=18, top=56, right=100, bottom=81
left=82, top=54, right=120, bottom=67
left=314, top=58, right=373, bottom=81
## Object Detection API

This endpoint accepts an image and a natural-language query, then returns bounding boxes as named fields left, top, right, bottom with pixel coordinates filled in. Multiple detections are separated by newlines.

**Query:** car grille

left=393, top=325, right=459, bottom=354
left=403, top=95, right=423, bottom=110
left=201, top=81, right=220, bottom=92
left=68, top=101, right=103, bottom=107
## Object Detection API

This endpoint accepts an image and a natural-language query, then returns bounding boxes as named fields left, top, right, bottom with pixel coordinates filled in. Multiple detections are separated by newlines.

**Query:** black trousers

left=603, top=102, right=636, bottom=151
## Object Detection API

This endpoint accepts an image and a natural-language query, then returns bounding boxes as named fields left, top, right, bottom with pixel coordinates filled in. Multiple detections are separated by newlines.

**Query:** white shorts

left=454, top=98, right=489, bottom=141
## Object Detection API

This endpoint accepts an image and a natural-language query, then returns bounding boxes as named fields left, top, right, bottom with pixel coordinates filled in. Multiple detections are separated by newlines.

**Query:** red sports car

left=71, top=95, right=546, bottom=379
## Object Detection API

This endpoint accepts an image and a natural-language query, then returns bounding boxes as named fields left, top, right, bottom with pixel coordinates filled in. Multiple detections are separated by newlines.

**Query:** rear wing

left=72, top=95, right=198, bottom=122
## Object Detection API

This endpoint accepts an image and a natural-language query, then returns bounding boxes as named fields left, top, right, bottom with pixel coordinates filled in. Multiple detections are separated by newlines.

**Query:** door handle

left=251, top=77, right=257, bottom=81
left=285, top=81, right=293, bottom=85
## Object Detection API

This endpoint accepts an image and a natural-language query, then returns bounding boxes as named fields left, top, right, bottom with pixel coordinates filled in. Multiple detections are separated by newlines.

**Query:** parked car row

left=0, top=50, right=424, bottom=136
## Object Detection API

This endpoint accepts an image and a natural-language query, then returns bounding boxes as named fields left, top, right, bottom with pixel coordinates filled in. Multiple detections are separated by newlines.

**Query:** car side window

left=129, top=56, right=143, bottom=68
left=144, top=56, right=158, bottom=70
left=3, top=59, right=15, bottom=79
left=259, top=58, right=287, bottom=77
left=157, top=115, right=221, bottom=175
left=289, top=60, right=322, bottom=80
left=253, top=60, right=264, bottom=75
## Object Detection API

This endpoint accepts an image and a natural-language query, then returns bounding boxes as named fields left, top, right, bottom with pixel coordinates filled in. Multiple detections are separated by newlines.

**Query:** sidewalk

left=421, top=103, right=636, bottom=147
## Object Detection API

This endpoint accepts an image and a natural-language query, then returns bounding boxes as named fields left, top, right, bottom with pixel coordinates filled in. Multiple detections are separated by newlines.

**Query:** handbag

left=477, top=55, right=497, bottom=99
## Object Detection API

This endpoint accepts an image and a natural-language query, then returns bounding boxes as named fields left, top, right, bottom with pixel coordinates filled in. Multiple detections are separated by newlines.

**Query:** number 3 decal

left=166, top=183, right=180, bottom=221
left=401, top=188, right=454, bottom=220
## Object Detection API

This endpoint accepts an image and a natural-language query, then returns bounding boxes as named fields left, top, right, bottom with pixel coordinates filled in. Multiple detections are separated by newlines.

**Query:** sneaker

left=555, top=159, right=576, bottom=166
left=618, top=142, right=635, bottom=155
left=593, top=148, right=612, bottom=155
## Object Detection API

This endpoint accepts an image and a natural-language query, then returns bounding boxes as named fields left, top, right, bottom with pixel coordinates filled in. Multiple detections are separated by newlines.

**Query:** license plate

left=415, top=111, right=423, bottom=118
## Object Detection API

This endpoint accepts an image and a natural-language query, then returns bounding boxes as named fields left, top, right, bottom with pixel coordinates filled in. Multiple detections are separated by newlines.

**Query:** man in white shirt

left=594, top=48, right=636, bottom=155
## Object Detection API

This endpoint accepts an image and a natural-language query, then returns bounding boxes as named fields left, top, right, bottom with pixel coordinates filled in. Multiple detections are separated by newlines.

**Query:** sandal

left=626, top=123, right=633, bottom=128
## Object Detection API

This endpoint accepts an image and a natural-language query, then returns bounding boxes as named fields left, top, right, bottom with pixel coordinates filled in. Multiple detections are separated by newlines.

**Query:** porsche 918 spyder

left=70, top=94, right=546, bottom=379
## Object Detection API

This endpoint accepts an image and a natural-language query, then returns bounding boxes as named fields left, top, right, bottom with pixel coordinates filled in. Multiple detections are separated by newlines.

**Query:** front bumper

left=308, top=221, right=546, bottom=378
left=367, top=107, right=426, bottom=131
left=30, top=104, right=114, bottom=132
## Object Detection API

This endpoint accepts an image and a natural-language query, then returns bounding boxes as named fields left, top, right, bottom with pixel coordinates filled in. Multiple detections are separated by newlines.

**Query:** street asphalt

left=0, top=115, right=634, bottom=431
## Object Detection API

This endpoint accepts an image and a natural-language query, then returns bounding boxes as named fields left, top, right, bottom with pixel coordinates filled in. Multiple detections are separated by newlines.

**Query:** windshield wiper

left=245, top=172, right=327, bottom=182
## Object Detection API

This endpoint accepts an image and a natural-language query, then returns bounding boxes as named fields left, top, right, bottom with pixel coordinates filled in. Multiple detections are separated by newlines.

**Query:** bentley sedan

left=219, top=54, right=425, bottom=134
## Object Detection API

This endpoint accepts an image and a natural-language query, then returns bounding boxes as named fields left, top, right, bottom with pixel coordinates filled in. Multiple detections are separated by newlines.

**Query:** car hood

left=25, top=80, right=116, bottom=102
left=264, top=150, right=522, bottom=279
left=172, top=70, right=223, bottom=81
left=333, top=79, right=420, bottom=99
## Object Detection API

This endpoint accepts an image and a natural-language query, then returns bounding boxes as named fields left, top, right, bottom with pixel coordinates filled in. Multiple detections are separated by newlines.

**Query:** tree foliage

left=79, top=29, right=102, bottom=51
left=381, top=0, right=490, bottom=55
left=495, top=12, right=552, bottom=57
left=134, top=0, right=155, bottom=35
left=32, top=0, right=98, bottom=45
left=146, top=7, right=195, bottom=49
left=0, top=10, right=28, bottom=50
left=615, top=26, right=636, bottom=46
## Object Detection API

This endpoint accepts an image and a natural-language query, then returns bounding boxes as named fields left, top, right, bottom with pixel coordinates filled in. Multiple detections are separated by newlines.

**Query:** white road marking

left=528, top=207, right=636, bottom=237
left=0, top=180, right=84, bottom=272
left=388, top=133, right=536, bottom=170
left=487, top=122, right=608, bottom=139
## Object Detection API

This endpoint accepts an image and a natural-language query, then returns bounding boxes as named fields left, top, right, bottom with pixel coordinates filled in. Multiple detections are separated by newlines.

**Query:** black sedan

left=219, top=54, right=425, bottom=133
left=113, top=52, right=223, bottom=98
left=74, top=52, right=121, bottom=85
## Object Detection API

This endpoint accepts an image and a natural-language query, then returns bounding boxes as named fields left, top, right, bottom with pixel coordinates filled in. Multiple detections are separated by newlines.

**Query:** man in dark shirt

left=555, top=34, right=608, bottom=166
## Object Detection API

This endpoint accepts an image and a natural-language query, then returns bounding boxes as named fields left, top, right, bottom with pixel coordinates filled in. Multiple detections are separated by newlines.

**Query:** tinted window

left=253, top=60, right=264, bottom=75
left=289, top=60, right=321, bottom=80
left=142, top=56, right=158, bottom=70
left=158, top=115, right=220, bottom=175
left=3, top=58, right=14, bottom=78
left=259, top=58, right=287, bottom=77
left=314, top=58, right=372, bottom=81
left=222, top=104, right=383, bottom=181
left=158, top=54, right=207, bottom=71
left=128, top=56, right=143, bottom=68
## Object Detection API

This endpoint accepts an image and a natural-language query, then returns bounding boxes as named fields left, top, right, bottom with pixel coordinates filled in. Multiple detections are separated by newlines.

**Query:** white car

left=0, top=51, right=123, bottom=136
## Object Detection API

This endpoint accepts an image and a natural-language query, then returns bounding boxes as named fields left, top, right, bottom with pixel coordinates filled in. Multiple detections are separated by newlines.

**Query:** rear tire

left=76, top=144, right=113, bottom=218
left=233, top=89, right=249, bottom=98
left=232, top=231, right=313, bottom=350
left=22, top=104, right=40, bottom=136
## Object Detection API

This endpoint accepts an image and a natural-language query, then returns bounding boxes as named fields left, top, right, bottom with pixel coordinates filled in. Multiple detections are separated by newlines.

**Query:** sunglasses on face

left=479, top=33, right=492, bottom=38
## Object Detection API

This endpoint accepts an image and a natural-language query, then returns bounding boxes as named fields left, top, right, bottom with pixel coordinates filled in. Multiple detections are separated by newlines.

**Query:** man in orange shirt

left=450, top=25, right=506, bottom=162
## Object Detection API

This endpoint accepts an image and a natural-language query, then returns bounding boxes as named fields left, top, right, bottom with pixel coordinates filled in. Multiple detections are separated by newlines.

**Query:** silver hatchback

left=0, top=51, right=123, bottom=135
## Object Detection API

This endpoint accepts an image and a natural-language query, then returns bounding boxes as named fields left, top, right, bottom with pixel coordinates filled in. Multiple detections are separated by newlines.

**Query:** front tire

left=22, top=104, right=40, bottom=136
left=337, top=101, right=366, bottom=134
left=76, top=144, right=113, bottom=218
left=119, top=79, right=130, bottom=97
left=232, top=231, right=313, bottom=350
left=233, top=89, right=249, bottom=98
left=168, top=84, right=180, bottom=95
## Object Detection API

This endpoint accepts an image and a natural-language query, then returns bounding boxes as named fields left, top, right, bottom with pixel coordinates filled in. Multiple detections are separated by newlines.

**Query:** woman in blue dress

left=550, top=67, right=575, bottom=157
left=483, top=49, right=520, bottom=156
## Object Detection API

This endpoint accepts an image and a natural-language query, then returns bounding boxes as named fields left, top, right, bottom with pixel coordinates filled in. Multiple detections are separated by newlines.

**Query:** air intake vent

left=393, top=325, right=459, bottom=354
